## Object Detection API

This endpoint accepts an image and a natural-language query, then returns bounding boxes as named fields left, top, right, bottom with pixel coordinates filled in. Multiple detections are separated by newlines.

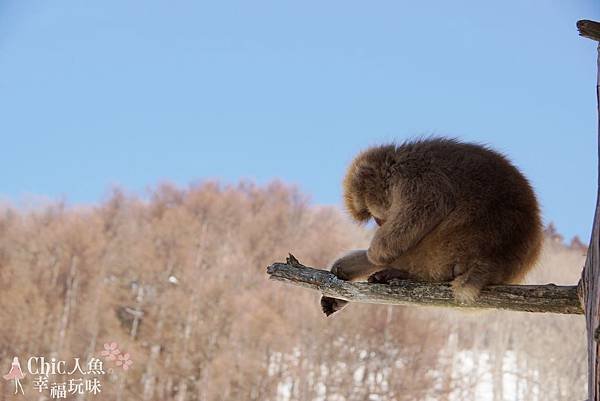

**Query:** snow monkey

left=321, top=137, right=543, bottom=316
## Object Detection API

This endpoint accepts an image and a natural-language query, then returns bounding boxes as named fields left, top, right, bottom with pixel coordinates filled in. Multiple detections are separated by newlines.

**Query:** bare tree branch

left=267, top=255, right=583, bottom=315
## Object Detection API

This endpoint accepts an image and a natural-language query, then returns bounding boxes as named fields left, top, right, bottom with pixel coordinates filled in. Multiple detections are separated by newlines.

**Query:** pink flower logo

left=115, top=353, right=133, bottom=371
left=98, top=340, right=133, bottom=372
left=100, top=342, right=120, bottom=361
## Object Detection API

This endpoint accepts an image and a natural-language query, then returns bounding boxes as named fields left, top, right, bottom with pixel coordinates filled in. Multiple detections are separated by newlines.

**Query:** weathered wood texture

left=267, top=256, right=582, bottom=314
left=578, top=19, right=600, bottom=401
left=579, top=20, right=600, bottom=42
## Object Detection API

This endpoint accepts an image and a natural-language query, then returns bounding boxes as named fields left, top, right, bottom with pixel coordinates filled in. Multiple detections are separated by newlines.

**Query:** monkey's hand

left=320, top=250, right=377, bottom=317
left=319, top=257, right=353, bottom=317
left=320, top=297, right=348, bottom=317
left=367, top=268, right=411, bottom=284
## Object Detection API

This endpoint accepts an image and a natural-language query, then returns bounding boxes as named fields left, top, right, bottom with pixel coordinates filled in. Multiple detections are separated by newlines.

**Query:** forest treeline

left=0, top=182, right=588, bottom=401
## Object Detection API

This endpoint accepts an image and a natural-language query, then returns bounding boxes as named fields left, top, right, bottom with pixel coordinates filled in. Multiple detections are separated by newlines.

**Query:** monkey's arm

left=320, top=250, right=374, bottom=316
left=368, top=178, right=455, bottom=266
left=321, top=250, right=399, bottom=316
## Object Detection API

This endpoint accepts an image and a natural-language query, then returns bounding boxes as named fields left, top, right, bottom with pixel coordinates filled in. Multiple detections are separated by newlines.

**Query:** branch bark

left=267, top=255, right=583, bottom=315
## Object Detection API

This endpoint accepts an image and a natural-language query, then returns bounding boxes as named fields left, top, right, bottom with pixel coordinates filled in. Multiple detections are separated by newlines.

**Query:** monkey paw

left=320, top=296, right=348, bottom=317
left=368, top=268, right=411, bottom=284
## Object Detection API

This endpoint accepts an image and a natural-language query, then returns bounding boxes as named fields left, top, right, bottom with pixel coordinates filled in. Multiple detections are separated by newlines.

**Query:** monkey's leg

left=321, top=250, right=383, bottom=316
left=451, top=263, right=492, bottom=303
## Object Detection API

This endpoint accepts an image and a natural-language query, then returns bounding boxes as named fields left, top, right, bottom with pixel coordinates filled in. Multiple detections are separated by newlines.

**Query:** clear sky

left=1, top=1, right=599, bottom=241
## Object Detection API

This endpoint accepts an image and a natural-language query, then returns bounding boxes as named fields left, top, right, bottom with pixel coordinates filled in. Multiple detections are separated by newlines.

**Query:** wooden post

left=576, top=19, right=600, bottom=401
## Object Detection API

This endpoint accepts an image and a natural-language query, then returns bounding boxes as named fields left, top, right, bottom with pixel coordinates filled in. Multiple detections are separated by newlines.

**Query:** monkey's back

left=392, top=138, right=543, bottom=284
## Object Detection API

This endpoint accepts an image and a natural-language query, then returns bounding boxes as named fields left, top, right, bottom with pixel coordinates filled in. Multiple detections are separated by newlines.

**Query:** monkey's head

left=343, top=144, right=397, bottom=226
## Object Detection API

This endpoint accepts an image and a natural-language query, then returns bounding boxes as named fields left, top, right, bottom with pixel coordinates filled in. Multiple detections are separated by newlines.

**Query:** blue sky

left=1, top=1, right=599, bottom=241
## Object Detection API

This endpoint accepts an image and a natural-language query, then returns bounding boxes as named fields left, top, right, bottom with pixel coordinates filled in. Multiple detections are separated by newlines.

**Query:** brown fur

left=321, top=137, right=543, bottom=316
